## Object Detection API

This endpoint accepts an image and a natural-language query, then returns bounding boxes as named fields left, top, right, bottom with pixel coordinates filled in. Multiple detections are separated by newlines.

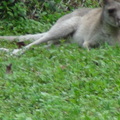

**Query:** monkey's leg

left=12, top=16, right=80, bottom=55
left=0, top=33, right=47, bottom=53
left=18, top=33, right=47, bottom=42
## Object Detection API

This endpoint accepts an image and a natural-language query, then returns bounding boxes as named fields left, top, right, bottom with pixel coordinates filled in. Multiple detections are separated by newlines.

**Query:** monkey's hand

left=11, top=49, right=24, bottom=56
left=0, top=48, right=10, bottom=52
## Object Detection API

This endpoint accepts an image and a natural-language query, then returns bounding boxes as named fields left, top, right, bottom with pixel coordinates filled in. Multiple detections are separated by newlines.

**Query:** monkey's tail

left=0, top=32, right=47, bottom=42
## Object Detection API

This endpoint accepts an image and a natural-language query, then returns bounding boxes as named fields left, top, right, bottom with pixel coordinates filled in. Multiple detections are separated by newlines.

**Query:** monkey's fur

left=0, top=0, right=120, bottom=55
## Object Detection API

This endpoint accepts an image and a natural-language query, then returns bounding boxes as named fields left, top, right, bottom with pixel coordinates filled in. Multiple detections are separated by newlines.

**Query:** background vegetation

left=0, top=0, right=120, bottom=120
left=0, top=0, right=101, bottom=35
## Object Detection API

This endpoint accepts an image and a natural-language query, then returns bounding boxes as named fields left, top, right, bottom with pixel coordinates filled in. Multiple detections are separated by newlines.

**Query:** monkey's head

left=103, top=0, right=120, bottom=27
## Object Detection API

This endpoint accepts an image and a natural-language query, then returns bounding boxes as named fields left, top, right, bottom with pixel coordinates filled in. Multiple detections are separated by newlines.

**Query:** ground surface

left=0, top=21, right=120, bottom=120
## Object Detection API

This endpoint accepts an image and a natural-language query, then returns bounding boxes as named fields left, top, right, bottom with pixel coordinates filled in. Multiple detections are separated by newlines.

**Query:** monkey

left=0, top=0, right=120, bottom=55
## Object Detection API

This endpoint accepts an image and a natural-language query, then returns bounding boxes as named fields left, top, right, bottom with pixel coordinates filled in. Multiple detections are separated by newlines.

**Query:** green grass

left=0, top=21, right=120, bottom=120
left=0, top=43, right=120, bottom=120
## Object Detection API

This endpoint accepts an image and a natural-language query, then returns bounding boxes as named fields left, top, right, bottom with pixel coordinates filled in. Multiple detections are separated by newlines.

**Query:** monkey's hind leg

left=12, top=16, right=80, bottom=55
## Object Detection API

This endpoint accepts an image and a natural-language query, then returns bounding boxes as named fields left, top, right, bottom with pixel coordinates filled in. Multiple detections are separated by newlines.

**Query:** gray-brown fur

left=0, top=0, right=120, bottom=55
